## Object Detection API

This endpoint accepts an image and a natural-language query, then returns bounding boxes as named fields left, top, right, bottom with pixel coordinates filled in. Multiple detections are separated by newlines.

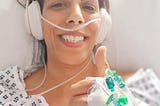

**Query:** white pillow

left=106, top=0, right=160, bottom=76
left=0, top=0, right=38, bottom=74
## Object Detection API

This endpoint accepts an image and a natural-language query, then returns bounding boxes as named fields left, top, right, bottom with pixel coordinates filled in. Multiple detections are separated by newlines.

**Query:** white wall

left=107, top=0, right=160, bottom=76
left=0, top=0, right=34, bottom=70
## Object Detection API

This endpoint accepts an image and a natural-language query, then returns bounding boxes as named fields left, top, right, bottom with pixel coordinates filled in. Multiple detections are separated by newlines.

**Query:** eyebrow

left=46, top=0, right=98, bottom=3
left=81, top=0, right=98, bottom=2
left=81, top=0, right=99, bottom=5
left=46, top=0, right=98, bottom=5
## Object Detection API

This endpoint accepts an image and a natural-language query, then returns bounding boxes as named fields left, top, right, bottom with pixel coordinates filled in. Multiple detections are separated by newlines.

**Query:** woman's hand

left=69, top=79, right=93, bottom=106
left=94, top=46, right=109, bottom=76
left=69, top=46, right=109, bottom=106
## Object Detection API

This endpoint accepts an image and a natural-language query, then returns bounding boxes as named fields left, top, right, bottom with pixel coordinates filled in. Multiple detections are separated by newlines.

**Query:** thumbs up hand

left=69, top=46, right=110, bottom=106
left=94, top=46, right=110, bottom=76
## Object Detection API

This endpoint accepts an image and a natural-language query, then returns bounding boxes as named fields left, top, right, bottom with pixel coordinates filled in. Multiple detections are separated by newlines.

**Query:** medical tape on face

left=41, top=16, right=100, bottom=31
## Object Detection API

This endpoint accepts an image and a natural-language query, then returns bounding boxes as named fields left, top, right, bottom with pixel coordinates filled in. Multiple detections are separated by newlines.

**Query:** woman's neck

left=25, top=55, right=95, bottom=96
left=46, top=56, right=93, bottom=81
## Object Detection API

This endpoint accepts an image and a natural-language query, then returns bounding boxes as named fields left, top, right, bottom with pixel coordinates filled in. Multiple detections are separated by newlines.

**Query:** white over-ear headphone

left=25, top=0, right=112, bottom=43
left=25, top=0, right=42, bottom=40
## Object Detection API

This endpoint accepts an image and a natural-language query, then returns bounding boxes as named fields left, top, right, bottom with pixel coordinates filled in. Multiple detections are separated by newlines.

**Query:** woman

left=25, top=0, right=110, bottom=105
left=0, top=0, right=134, bottom=106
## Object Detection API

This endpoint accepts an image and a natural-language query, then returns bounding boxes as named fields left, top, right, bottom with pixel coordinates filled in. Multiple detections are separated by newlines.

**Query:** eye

left=51, top=1, right=67, bottom=9
left=82, top=4, right=97, bottom=13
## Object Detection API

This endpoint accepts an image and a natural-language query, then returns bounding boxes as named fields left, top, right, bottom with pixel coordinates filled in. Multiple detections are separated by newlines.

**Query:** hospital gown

left=0, top=66, right=159, bottom=106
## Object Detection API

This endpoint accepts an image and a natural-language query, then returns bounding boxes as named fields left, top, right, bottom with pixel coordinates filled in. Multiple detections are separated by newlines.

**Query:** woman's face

left=42, top=0, right=100, bottom=65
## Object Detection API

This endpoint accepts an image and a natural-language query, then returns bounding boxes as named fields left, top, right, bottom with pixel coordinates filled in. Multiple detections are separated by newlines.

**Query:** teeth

left=62, top=35, right=84, bottom=43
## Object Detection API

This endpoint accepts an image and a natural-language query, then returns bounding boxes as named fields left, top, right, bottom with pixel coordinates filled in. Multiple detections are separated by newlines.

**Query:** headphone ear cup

left=25, top=1, right=43, bottom=40
left=96, top=8, right=112, bottom=44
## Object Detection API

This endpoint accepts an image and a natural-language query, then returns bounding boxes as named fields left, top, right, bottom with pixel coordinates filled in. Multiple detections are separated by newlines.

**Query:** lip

left=58, top=31, right=88, bottom=48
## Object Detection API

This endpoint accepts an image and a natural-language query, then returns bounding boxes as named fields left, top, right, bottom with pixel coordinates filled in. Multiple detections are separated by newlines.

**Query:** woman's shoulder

left=0, top=66, right=49, bottom=105
left=0, top=66, right=26, bottom=92
left=0, top=66, right=25, bottom=105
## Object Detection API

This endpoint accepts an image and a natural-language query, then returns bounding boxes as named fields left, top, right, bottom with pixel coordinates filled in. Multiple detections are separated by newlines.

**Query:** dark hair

left=99, top=0, right=110, bottom=13
left=37, top=0, right=44, bottom=11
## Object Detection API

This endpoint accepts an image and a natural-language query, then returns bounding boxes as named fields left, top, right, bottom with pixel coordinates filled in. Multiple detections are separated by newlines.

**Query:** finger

left=94, top=46, right=109, bottom=76
left=69, top=95, right=88, bottom=106
left=70, top=79, right=93, bottom=96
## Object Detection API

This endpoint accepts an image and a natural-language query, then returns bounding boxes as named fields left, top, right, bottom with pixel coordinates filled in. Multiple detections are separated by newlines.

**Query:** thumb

left=94, top=46, right=110, bottom=76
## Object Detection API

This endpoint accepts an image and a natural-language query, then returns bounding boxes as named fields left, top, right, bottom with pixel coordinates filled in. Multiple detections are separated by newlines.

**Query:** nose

left=66, top=6, right=85, bottom=25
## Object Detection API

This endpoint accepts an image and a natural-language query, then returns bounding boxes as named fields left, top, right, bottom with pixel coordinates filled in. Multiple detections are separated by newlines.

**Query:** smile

left=61, top=35, right=85, bottom=43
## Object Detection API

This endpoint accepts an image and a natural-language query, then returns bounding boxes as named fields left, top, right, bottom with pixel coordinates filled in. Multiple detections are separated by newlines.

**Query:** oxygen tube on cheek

left=41, top=15, right=100, bottom=32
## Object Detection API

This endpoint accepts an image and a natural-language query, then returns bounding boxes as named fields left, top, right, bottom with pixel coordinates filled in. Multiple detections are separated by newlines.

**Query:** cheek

left=91, top=22, right=99, bottom=32
left=42, top=21, right=56, bottom=47
left=42, top=21, right=51, bottom=36
left=87, top=15, right=100, bottom=32
left=88, top=22, right=100, bottom=39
